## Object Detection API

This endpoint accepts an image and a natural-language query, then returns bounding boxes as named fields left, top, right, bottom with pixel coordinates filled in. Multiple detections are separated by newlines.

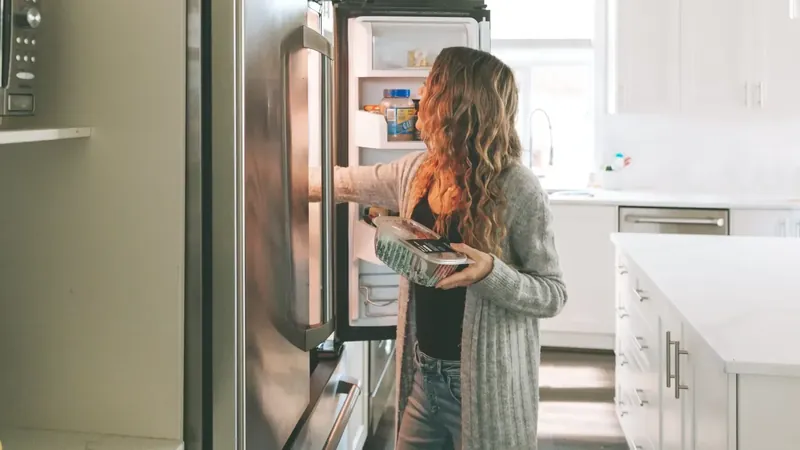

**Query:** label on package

left=405, top=238, right=455, bottom=254
left=386, top=107, right=417, bottom=137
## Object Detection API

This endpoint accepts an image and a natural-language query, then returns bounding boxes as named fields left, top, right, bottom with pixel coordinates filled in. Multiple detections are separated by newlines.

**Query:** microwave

left=0, top=0, right=41, bottom=116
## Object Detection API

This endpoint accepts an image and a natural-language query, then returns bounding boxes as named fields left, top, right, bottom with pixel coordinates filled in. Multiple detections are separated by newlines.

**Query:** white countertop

left=549, top=189, right=800, bottom=209
left=0, top=428, right=183, bottom=450
left=611, top=233, right=800, bottom=377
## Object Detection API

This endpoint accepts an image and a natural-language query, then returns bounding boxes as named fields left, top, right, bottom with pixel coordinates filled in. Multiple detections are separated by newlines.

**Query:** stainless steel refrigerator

left=183, top=1, right=490, bottom=449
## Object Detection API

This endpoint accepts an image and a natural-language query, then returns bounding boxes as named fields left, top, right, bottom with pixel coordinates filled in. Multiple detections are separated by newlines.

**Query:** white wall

left=0, top=0, right=186, bottom=441
left=598, top=115, right=800, bottom=196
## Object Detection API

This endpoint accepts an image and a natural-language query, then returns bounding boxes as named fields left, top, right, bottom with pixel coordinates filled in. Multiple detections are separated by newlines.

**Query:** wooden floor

left=363, top=350, right=628, bottom=450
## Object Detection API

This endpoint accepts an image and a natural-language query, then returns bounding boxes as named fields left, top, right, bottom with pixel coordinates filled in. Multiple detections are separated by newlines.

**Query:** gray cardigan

left=329, top=151, right=567, bottom=449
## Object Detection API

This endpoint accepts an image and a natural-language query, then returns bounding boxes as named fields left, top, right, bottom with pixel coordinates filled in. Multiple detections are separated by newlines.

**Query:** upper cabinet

left=752, top=0, right=800, bottom=114
left=679, top=0, right=752, bottom=114
left=608, top=0, right=800, bottom=116
left=607, top=0, right=680, bottom=114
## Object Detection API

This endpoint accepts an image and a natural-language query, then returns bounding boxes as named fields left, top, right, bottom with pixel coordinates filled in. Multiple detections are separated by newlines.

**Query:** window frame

left=494, top=40, right=595, bottom=176
left=488, top=0, right=609, bottom=187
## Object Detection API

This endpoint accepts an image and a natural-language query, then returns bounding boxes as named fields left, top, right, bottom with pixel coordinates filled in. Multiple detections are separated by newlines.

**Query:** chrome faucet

left=527, top=108, right=554, bottom=167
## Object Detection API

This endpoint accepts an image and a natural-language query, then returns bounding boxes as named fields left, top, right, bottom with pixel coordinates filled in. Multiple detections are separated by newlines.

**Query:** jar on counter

left=380, top=89, right=416, bottom=141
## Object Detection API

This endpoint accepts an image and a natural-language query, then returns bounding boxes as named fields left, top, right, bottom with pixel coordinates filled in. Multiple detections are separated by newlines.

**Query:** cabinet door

left=679, top=0, right=753, bottom=114
left=682, top=325, right=732, bottom=450
left=542, top=205, right=617, bottom=344
left=607, top=0, right=680, bottom=114
left=753, top=0, right=800, bottom=115
left=730, top=209, right=797, bottom=237
left=660, top=308, right=687, bottom=450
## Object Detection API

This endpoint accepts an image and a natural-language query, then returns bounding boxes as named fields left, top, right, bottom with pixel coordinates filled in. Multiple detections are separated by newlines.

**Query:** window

left=487, top=1, right=599, bottom=187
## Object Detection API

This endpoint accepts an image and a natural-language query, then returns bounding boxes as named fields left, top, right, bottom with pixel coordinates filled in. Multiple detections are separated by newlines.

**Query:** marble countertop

left=611, top=232, right=800, bottom=376
left=548, top=189, right=800, bottom=209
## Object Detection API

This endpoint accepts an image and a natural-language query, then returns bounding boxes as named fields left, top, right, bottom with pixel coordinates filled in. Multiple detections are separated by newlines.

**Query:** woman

left=313, top=47, right=567, bottom=449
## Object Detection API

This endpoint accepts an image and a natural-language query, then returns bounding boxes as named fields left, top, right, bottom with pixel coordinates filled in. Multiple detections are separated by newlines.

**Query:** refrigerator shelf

left=0, top=127, right=92, bottom=145
left=354, top=110, right=426, bottom=150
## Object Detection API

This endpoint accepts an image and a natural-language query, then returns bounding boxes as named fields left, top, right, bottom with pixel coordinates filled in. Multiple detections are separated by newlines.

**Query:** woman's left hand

left=435, top=243, right=494, bottom=290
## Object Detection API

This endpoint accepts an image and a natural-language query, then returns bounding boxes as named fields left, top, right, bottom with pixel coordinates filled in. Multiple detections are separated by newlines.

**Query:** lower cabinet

left=544, top=204, right=617, bottom=349
left=616, top=253, right=800, bottom=450
left=730, top=208, right=800, bottom=237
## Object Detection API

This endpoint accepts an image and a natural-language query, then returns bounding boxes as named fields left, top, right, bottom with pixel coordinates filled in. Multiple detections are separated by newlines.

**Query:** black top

left=411, top=194, right=467, bottom=361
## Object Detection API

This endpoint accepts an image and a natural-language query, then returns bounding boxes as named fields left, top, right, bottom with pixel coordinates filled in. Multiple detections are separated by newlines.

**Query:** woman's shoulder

left=499, top=162, right=547, bottom=200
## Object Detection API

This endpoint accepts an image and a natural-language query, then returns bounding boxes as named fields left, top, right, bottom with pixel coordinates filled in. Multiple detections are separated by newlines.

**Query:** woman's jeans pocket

left=442, top=365, right=461, bottom=405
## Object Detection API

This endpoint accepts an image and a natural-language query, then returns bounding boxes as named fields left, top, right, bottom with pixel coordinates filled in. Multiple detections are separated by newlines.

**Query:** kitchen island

left=611, top=233, right=800, bottom=450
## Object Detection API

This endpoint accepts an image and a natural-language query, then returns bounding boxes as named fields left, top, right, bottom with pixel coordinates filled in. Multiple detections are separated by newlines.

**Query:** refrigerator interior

left=344, top=15, right=484, bottom=329
left=0, top=1, right=186, bottom=449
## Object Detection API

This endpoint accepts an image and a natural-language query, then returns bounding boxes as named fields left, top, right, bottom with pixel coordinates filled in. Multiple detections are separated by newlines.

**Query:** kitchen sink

left=547, top=189, right=595, bottom=198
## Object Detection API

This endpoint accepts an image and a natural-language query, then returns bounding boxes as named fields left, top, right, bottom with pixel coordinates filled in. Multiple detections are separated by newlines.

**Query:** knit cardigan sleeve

left=310, top=151, right=424, bottom=210
left=470, top=165, right=568, bottom=318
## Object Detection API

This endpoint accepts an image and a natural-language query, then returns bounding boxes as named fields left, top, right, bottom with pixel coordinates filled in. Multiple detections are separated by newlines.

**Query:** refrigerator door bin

left=354, top=110, right=426, bottom=150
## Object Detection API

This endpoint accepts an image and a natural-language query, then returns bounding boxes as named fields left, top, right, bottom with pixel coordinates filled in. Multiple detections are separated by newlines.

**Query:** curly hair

left=408, top=47, right=522, bottom=256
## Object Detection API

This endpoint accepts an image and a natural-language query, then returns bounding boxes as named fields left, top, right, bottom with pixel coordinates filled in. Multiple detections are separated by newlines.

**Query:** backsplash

left=598, top=115, right=800, bottom=197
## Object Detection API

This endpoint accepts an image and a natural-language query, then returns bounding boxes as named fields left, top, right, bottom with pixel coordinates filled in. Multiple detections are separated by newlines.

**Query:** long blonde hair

left=408, top=47, right=522, bottom=256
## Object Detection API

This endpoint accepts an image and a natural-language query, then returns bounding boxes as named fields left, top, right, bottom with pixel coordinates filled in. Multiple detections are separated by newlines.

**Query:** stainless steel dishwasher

left=619, top=207, right=730, bottom=235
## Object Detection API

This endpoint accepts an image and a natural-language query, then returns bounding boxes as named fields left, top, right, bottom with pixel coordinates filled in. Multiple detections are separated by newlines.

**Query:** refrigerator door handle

left=281, top=25, right=335, bottom=350
left=322, top=377, right=363, bottom=450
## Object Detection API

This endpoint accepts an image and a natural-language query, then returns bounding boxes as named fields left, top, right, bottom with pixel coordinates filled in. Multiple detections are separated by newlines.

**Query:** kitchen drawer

left=617, top=319, right=660, bottom=450
left=622, top=303, right=659, bottom=373
left=616, top=382, right=654, bottom=450
left=619, top=262, right=660, bottom=332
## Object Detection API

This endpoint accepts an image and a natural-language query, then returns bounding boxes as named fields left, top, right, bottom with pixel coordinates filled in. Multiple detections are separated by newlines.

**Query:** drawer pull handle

left=666, top=331, right=674, bottom=388
left=674, top=340, right=690, bottom=399
left=617, top=307, right=629, bottom=319
left=632, top=288, right=648, bottom=302
left=633, top=388, right=648, bottom=406
left=633, top=336, right=648, bottom=352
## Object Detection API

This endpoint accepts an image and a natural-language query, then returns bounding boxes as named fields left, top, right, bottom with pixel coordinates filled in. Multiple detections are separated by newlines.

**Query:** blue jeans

left=396, top=344, right=462, bottom=450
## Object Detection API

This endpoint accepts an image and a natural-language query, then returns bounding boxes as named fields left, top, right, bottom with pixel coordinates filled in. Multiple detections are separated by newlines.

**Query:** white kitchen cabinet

left=608, top=0, right=800, bottom=115
left=730, top=208, right=800, bottom=237
left=606, top=0, right=680, bottom=114
left=614, top=237, right=800, bottom=450
left=616, top=257, right=733, bottom=450
left=679, top=0, right=752, bottom=114
left=542, top=204, right=617, bottom=349
left=682, top=323, right=731, bottom=450
left=753, top=0, right=800, bottom=114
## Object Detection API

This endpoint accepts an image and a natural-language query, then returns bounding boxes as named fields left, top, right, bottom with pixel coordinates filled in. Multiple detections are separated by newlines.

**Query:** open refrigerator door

left=334, top=2, right=490, bottom=342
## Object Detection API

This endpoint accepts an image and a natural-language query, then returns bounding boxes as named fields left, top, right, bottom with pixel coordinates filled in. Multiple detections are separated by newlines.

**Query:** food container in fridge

left=372, top=216, right=470, bottom=287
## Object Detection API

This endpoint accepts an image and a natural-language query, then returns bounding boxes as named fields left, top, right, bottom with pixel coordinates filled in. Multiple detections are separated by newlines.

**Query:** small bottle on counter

left=380, top=89, right=416, bottom=142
